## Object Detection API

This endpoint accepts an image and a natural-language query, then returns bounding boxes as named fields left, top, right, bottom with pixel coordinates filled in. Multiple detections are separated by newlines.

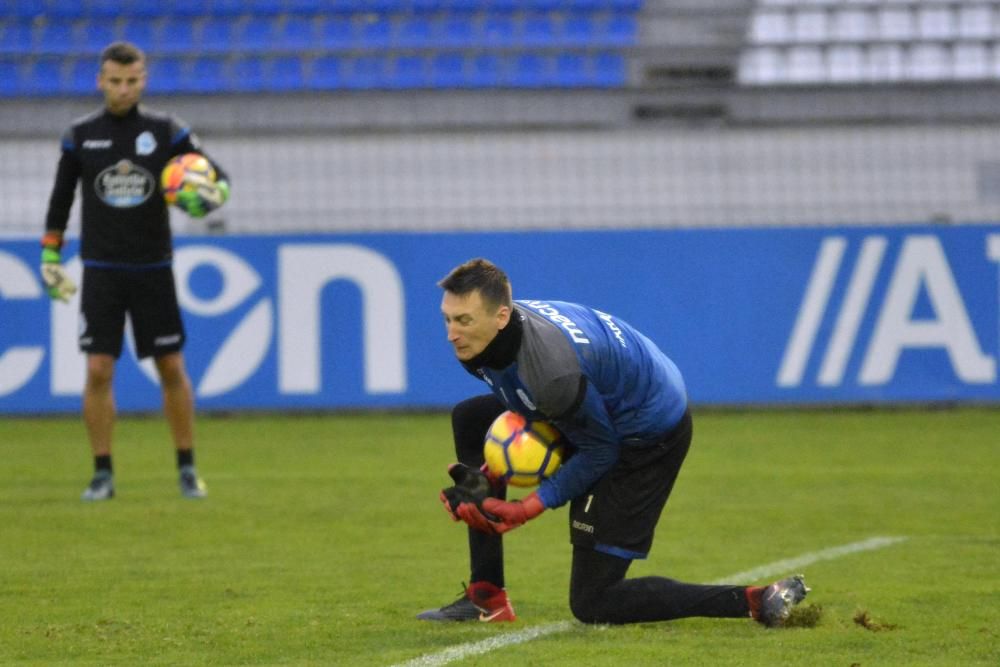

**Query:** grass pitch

left=1, top=407, right=997, bottom=666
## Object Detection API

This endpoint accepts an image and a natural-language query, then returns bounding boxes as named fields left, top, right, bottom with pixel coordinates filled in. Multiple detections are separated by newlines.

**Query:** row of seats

left=750, top=3, right=1000, bottom=43
left=0, top=12, right=639, bottom=55
left=0, top=51, right=626, bottom=95
left=740, top=41, right=1000, bottom=84
left=6, top=0, right=644, bottom=19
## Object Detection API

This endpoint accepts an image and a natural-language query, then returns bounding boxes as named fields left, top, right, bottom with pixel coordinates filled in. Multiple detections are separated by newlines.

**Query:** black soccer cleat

left=81, top=471, right=114, bottom=501
left=755, top=575, right=810, bottom=628
left=416, top=582, right=516, bottom=622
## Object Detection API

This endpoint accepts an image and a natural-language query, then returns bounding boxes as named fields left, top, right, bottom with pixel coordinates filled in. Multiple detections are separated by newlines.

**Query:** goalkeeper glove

left=176, top=178, right=230, bottom=218
left=439, top=463, right=495, bottom=521
left=40, top=232, right=77, bottom=303
left=456, top=493, right=546, bottom=536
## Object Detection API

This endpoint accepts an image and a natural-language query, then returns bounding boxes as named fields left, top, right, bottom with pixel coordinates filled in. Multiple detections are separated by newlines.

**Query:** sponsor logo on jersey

left=516, top=388, right=537, bottom=410
left=595, top=310, right=627, bottom=348
left=94, top=159, right=155, bottom=208
left=572, top=520, right=595, bottom=534
left=135, top=131, right=156, bottom=155
left=82, top=139, right=112, bottom=149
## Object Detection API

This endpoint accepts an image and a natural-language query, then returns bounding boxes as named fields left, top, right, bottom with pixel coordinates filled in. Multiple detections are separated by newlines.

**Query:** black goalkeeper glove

left=439, top=463, right=496, bottom=520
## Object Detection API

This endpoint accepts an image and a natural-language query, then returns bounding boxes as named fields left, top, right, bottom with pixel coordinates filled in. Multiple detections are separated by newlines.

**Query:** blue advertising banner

left=1, top=225, right=998, bottom=413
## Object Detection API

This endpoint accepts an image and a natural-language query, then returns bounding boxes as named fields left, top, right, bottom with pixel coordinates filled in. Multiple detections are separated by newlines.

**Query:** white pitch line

left=392, top=535, right=908, bottom=667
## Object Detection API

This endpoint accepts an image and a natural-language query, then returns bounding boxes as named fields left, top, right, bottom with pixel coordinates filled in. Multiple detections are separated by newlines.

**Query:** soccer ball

left=160, top=152, right=216, bottom=207
left=483, top=411, right=564, bottom=487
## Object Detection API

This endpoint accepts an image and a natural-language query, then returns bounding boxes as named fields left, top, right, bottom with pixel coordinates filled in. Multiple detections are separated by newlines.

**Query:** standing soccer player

left=41, top=42, right=230, bottom=501
left=419, top=258, right=809, bottom=626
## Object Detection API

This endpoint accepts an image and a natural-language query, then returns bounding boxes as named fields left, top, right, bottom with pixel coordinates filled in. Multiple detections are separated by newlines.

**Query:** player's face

left=98, top=59, right=146, bottom=116
left=441, top=290, right=511, bottom=362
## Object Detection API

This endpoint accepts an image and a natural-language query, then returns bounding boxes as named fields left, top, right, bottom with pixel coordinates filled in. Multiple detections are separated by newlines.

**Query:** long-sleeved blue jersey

left=468, top=300, right=688, bottom=509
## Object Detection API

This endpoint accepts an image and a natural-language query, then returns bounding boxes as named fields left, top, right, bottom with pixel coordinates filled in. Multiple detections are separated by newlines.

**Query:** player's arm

left=41, top=133, right=81, bottom=303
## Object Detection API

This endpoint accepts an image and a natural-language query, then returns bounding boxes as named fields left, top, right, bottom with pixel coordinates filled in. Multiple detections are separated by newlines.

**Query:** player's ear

left=496, top=304, right=512, bottom=329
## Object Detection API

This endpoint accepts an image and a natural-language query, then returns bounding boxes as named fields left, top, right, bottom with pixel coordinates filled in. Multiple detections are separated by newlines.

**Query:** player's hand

left=457, top=492, right=546, bottom=536
left=39, top=239, right=77, bottom=303
left=439, top=463, right=493, bottom=520
left=176, top=179, right=229, bottom=218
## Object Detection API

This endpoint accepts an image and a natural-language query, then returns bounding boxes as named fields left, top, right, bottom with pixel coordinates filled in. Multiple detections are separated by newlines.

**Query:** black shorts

left=569, top=410, right=692, bottom=560
left=79, top=265, right=185, bottom=359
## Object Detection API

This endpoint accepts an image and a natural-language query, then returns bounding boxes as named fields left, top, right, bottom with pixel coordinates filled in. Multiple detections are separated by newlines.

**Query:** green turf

left=1, top=408, right=997, bottom=666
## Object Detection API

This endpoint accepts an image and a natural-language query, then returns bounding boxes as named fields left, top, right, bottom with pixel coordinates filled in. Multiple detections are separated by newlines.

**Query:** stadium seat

left=0, top=60, right=21, bottom=97
left=285, top=0, right=324, bottom=13
left=210, top=0, right=246, bottom=16
left=201, top=18, right=236, bottom=54
left=391, top=54, right=427, bottom=89
left=120, top=18, right=157, bottom=53
left=563, top=14, right=597, bottom=47
left=430, top=52, right=466, bottom=88
left=522, top=14, right=557, bottom=46
left=25, top=58, right=64, bottom=96
left=279, top=16, right=315, bottom=51
left=157, top=18, right=197, bottom=54
left=145, top=56, right=184, bottom=94
left=554, top=52, right=587, bottom=87
left=469, top=52, right=502, bottom=88
left=67, top=57, right=98, bottom=94
left=38, top=20, right=76, bottom=55
left=358, top=16, right=393, bottom=47
left=267, top=55, right=307, bottom=91
left=42, top=0, right=83, bottom=19
left=245, top=0, right=286, bottom=14
left=128, top=0, right=166, bottom=18
left=185, top=57, right=228, bottom=94
left=440, top=15, right=475, bottom=47
left=604, top=13, right=638, bottom=46
left=79, top=19, right=118, bottom=54
left=510, top=52, right=550, bottom=87
left=8, top=0, right=44, bottom=19
left=169, top=0, right=207, bottom=18
left=0, top=22, right=34, bottom=55
left=237, top=17, right=275, bottom=52
left=481, top=13, right=516, bottom=46
left=592, top=51, right=625, bottom=87
left=85, top=0, right=126, bottom=18
left=396, top=15, right=433, bottom=48
left=319, top=17, right=353, bottom=49
left=345, top=55, right=389, bottom=89
left=310, top=54, right=345, bottom=89
left=231, top=56, right=265, bottom=92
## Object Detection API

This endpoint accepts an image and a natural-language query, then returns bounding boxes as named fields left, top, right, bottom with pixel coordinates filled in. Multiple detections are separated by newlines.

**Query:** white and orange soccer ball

left=483, top=411, right=564, bottom=487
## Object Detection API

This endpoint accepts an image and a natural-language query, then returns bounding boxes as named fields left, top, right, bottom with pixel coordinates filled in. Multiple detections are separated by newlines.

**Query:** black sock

left=177, top=449, right=194, bottom=469
left=95, top=454, right=112, bottom=474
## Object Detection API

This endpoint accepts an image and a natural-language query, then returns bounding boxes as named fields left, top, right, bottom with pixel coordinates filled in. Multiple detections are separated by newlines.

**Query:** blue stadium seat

left=0, top=61, right=21, bottom=97
left=440, top=15, right=475, bottom=47
left=554, top=52, right=587, bottom=87
left=0, top=22, right=34, bottom=55
left=319, top=17, right=353, bottom=49
left=9, top=0, right=44, bottom=19
left=157, top=18, right=197, bottom=54
left=430, top=52, right=465, bottom=88
left=38, top=20, right=76, bottom=55
left=245, top=0, right=286, bottom=14
left=128, top=0, right=166, bottom=18
left=170, top=0, right=207, bottom=17
left=396, top=15, right=432, bottom=48
left=481, top=13, right=515, bottom=46
left=185, top=56, right=227, bottom=93
left=310, top=54, right=345, bottom=89
left=592, top=51, right=625, bottom=87
left=237, top=17, right=275, bottom=52
left=120, top=18, right=157, bottom=52
left=145, top=56, right=184, bottom=94
left=201, top=18, right=235, bottom=53
left=390, top=54, right=427, bottom=88
left=562, top=14, right=596, bottom=46
left=510, top=52, right=550, bottom=87
left=468, top=52, right=502, bottom=88
left=345, top=55, right=389, bottom=89
left=42, top=0, right=83, bottom=19
left=68, top=57, right=98, bottom=94
left=285, top=0, right=324, bottom=12
left=25, top=58, right=64, bottom=96
left=604, top=13, right=638, bottom=46
left=267, top=55, right=307, bottom=91
left=278, top=16, right=315, bottom=50
left=522, top=13, right=557, bottom=46
left=358, top=16, right=392, bottom=47
left=211, top=0, right=246, bottom=15
left=85, top=0, right=126, bottom=18
left=79, top=19, right=118, bottom=54
left=231, top=56, right=265, bottom=92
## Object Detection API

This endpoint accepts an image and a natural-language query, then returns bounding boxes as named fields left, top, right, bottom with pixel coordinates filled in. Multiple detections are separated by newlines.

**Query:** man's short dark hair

left=100, top=41, right=145, bottom=67
left=438, top=258, right=513, bottom=310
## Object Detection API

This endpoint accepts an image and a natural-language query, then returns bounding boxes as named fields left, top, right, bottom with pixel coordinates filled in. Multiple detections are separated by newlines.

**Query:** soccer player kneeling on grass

left=419, top=258, right=809, bottom=626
